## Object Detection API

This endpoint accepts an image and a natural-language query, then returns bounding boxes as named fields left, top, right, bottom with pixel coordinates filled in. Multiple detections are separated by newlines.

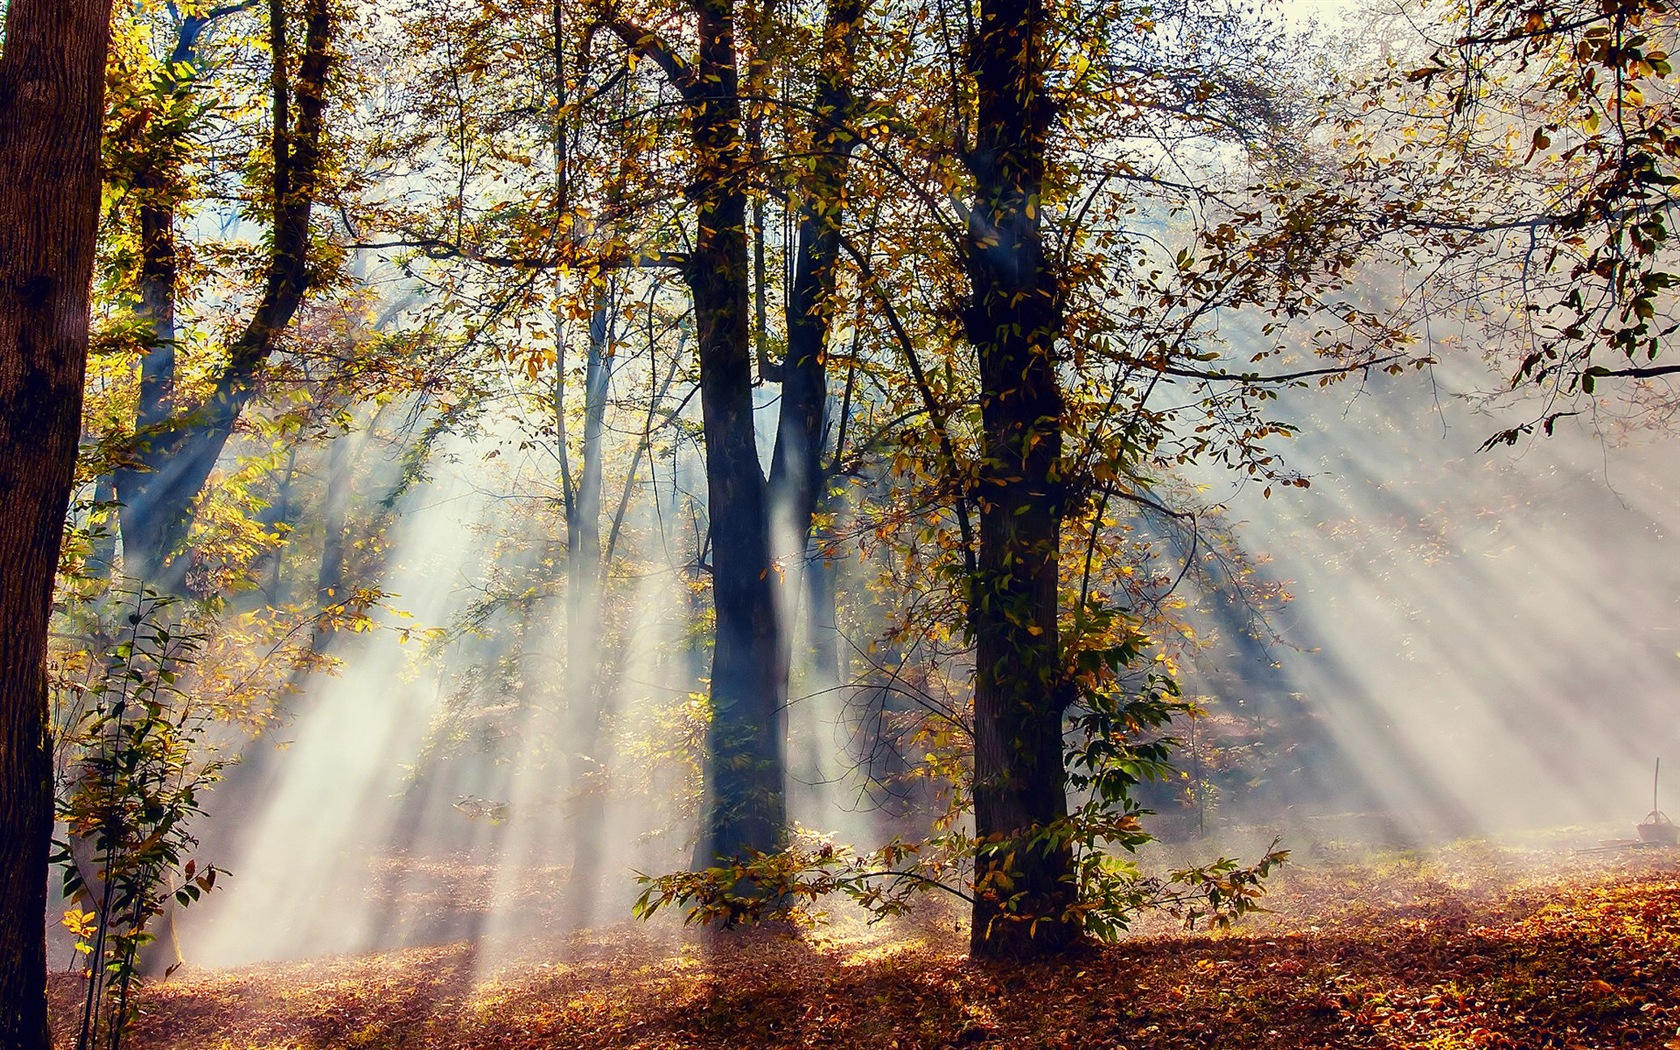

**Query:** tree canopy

left=7, top=0, right=1680, bottom=1045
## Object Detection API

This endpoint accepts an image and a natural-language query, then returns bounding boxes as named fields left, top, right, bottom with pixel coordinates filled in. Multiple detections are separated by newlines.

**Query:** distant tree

left=0, top=0, right=116, bottom=1046
left=109, top=0, right=334, bottom=591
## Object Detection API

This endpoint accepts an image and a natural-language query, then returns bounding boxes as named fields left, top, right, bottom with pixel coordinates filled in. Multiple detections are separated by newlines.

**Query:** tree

left=767, top=0, right=869, bottom=714
left=604, top=0, right=868, bottom=866
left=955, top=0, right=1344, bottom=958
left=660, top=0, right=786, bottom=864
left=0, top=0, right=116, bottom=1045
left=959, top=0, right=1076, bottom=958
left=111, top=0, right=334, bottom=591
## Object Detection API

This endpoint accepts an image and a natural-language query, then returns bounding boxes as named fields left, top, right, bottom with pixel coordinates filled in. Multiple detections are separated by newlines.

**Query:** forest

left=4, top=0, right=1680, bottom=1047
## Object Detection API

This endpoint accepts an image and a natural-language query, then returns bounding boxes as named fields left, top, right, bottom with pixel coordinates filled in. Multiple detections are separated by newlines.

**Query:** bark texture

left=963, top=0, right=1075, bottom=959
left=0, top=0, right=115, bottom=1045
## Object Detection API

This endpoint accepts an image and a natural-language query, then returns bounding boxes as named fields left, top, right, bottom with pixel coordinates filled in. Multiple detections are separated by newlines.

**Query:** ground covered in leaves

left=48, top=839, right=1680, bottom=1049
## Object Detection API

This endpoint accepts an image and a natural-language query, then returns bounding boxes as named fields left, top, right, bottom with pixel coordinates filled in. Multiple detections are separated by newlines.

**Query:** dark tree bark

left=609, top=0, right=870, bottom=868
left=113, top=0, right=332, bottom=590
left=0, top=0, right=115, bottom=1045
left=686, top=0, right=785, bottom=862
left=611, top=0, right=786, bottom=865
left=962, top=0, right=1075, bottom=959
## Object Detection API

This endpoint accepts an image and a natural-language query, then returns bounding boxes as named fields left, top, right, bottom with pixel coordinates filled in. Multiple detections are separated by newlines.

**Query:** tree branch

left=1130, top=352, right=1409, bottom=385
left=603, top=14, right=699, bottom=101
left=1589, top=363, right=1680, bottom=380
left=354, top=232, right=688, bottom=272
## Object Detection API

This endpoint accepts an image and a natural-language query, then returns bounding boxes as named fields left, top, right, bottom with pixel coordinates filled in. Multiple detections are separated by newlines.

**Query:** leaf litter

left=46, top=839, right=1680, bottom=1049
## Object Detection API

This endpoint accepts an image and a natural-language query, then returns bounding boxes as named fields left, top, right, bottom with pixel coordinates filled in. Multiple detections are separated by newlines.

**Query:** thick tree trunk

left=686, top=0, right=785, bottom=864
left=0, top=0, right=114, bottom=1045
left=962, top=0, right=1074, bottom=959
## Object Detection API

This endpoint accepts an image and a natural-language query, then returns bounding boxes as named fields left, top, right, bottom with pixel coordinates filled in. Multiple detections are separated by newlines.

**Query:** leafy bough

left=634, top=653, right=1287, bottom=941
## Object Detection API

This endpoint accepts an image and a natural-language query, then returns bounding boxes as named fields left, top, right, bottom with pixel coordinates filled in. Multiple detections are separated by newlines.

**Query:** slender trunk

left=315, top=427, right=352, bottom=607
left=114, top=165, right=181, bottom=585
left=262, top=447, right=298, bottom=606
left=88, top=475, right=121, bottom=578
left=130, top=176, right=180, bottom=489
left=805, top=526, right=842, bottom=691
left=753, top=201, right=779, bottom=382
left=576, top=298, right=612, bottom=565
left=551, top=0, right=617, bottom=907
left=963, top=0, right=1073, bottom=959
left=0, top=1, right=113, bottom=1045
left=112, top=13, right=200, bottom=582
left=766, top=0, right=865, bottom=717
left=565, top=289, right=612, bottom=914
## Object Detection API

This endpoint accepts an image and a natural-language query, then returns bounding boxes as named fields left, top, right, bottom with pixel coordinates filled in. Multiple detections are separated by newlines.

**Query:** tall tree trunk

left=113, top=0, right=332, bottom=590
left=685, top=0, right=785, bottom=863
left=962, top=0, right=1073, bottom=959
left=611, top=0, right=868, bottom=865
left=0, top=0, right=114, bottom=1045
left=88, top=474, right=121, bottom=578
left=121, top=7, right=227, bottom=565
left=766, top=0, right=865, bottom=689
left=130, top=171, right=179, bottom=500
left=564, top=288, right=613, bottom=914
left=550, top=2, right=621, bottom=907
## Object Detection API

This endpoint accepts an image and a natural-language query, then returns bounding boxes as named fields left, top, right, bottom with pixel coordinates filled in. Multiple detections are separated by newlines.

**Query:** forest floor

left=46, top=835, right=1680, bottom=1049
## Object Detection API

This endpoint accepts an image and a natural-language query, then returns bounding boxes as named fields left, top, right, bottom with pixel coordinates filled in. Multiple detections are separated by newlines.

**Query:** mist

left=1171, top=355, right=1680, bottom=846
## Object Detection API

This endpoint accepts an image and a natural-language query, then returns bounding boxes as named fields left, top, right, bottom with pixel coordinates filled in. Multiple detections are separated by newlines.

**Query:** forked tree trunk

left=611, top=0, right=787, bottom=864
left=686, top=0, right=786, bottom=862
left=0, top=0, right=114, bottom=1046
left=609, top=0, right=868, bottom=868
left=963, top=0, right=1075, bottom=959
